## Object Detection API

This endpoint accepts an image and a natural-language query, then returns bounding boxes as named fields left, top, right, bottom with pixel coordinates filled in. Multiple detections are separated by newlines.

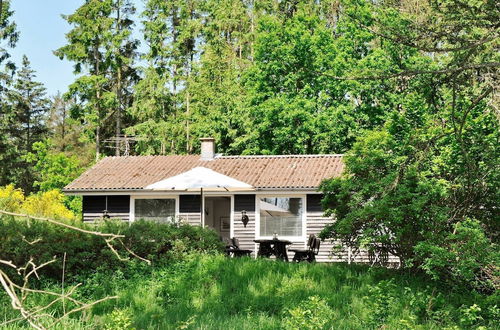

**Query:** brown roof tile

left=64, top=154, right=344, bottom=191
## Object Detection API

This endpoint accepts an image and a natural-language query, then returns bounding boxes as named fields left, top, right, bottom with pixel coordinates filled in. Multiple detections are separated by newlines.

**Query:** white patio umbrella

left=259, top=200, right=292, bottom=217
left=145, top=167, right=253, bottom=225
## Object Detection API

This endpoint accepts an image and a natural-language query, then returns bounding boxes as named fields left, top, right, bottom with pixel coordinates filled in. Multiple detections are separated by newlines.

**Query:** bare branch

left=0, top=210, right=151, bottom=328
left=0, top=209, right=124, bottom=238
left=47, top=295, right=118, bottom=329
left=22, top=236, right=42, bottom=245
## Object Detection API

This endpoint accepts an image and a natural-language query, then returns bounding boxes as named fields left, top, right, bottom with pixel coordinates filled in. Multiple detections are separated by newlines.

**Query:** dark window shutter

left=234, top=194, right=255, bottom=212
left=306, top=194, right=324, bottom=212
left=107, top=195, right=130, bottom=213
left=179, top=195, right=201, bottom=213
left=82, top=196, right=106, bottom=213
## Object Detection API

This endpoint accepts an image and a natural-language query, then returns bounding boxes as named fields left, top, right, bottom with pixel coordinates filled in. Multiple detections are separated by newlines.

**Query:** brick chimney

left=200, top=137, right=215, bottom=160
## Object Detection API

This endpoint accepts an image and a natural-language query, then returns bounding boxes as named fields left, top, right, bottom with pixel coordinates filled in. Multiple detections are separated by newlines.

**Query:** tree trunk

left=250, top=0, right=255, bottom=61
left=186, top=88, right=190, bottom=152
left=115, top=0, right=122, bottom=156
left=26, top=92, right=31, bottom=153
left=61, top=100, right=66, bottom=151
left=94, top=42, right=101, bottom=160
left=171, top=5, right=179, bottom=94
left=96, top=125, right=100, bottom=160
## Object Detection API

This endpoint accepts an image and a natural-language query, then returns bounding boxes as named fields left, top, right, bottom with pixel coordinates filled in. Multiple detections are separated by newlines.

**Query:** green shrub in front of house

left=0, top=214, right=225, bottom=281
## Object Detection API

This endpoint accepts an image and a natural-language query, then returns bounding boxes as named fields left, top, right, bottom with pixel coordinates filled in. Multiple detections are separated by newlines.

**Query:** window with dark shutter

left=107, top=195, right=130, bottom=213
left=82, top=196, right=106, bottom=213
left=234, top=194, right=255, bottom=212
left=179, top=195, right=201, bottom=213
left=306, top=194, right=324, bottom=212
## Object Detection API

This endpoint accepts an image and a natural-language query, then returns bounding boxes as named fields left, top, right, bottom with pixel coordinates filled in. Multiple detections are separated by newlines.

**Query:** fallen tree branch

left=0, top=209, right=151, bottom=329
left=0, top=209, right=124, bottom=239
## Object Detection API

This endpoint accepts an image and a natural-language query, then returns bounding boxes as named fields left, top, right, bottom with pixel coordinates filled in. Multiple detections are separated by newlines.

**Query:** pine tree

left=55, top=0, right=137, bottom=159
left=0, top=0, right=19, bottom=186
left=47, top=93, right=93, bottom=163
left=7, top=55, right=50, bottom=193
left=110, top=0, right=139, bottom=155
left=128, top=0, right=202, bottom=154
left=0, top=0, right=18, bottom=68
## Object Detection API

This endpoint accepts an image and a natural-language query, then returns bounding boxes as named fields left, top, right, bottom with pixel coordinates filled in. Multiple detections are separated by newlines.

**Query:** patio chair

left=223, top=237, right=234, bottom=256
left=289, top=235, right=321, bottom=262
left=226, top=237, right=252, bottom=258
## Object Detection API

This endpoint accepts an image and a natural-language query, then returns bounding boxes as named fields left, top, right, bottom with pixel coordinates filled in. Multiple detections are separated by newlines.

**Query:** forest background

left=0, top=0, right=498, bottom=294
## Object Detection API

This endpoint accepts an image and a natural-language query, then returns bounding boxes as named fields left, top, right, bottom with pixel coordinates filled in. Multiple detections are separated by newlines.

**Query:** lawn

left=1, top=253, right=497, bottom=329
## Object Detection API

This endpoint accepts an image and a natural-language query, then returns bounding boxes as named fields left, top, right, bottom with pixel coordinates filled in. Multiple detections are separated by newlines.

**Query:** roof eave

left=63, top=187, right=321, bottom=195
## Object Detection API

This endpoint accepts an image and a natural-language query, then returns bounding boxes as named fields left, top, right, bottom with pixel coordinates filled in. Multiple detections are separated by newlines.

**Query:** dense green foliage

left=25, top=140, right=83, bottom=192
left=0, top=215, right=224, bottom=281
left=55, top=0, right=138, bottom=159
left=319, top=0, right=499, bottom=292
left=1, top=255, right=498, bottom=329
left=0, top=184, right=76, bottom=219
left=0, top=0, right=498, bottom=323
left=50, top=0, right=446, bottom=157
left=1, top=56, right=50, bottom=193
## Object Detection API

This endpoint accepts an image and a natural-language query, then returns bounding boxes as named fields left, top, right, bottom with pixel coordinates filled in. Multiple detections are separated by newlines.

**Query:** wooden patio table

left=254, top=239, right=292, bottom=262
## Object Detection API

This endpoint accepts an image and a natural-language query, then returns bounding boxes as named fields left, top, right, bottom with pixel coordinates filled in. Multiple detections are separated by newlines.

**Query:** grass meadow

left=1, top=253, right=497, bottom=329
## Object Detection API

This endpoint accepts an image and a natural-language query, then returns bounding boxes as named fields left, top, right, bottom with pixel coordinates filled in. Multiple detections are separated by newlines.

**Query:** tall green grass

left=1, top=254, right=498, bottom=329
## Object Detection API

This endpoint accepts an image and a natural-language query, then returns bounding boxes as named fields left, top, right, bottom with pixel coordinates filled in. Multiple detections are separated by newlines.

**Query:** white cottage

left=64, top=138, right=350, bottom=262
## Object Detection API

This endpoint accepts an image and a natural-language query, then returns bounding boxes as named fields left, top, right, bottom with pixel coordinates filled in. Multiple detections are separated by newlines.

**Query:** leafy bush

left=282, top=296, right=334, bottom=329
left=25, top=141, right=84, bottom=215
left=0, top=184, right=75, bottom=219
left=0, top=184, right=24, bottom=211
left=459, top=304, right=483, bottom=327
left=25, top=140, right=83, bottom=192
left=415, top=219, right=499, bottom=293
left=22, top=190, right=76, bottom=220
left=320, top=121, right=499, bottom=293
left=104, top=308, right=134, bottom=330
left=120, top=220, right=224, bottom=262
left=0, top=216, right=224, bottom=281
left=364, top=279, right=398, bottom=327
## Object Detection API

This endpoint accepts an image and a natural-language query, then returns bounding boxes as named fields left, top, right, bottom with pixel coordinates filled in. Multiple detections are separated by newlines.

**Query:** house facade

left=64, top=138, right=379, bottom=263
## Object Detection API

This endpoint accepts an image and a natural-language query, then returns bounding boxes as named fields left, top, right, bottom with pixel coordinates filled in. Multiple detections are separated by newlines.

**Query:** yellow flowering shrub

left=0, top=184, right=25, bottom=212
left=22, top=190, right=76, bottom=220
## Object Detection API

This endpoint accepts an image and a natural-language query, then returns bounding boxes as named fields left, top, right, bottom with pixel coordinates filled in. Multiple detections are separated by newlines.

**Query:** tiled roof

left=64, top=154, right=344, bottom=191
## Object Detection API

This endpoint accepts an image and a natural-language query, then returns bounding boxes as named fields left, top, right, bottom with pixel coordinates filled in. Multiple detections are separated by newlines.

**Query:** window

left=134, top=199, right=175, bottom=223
left=259, top=197, right=303, bottom=237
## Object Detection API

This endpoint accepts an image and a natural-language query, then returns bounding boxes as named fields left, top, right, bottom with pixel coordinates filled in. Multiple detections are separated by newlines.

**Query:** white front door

left=204, top=196, right=231, bottom=240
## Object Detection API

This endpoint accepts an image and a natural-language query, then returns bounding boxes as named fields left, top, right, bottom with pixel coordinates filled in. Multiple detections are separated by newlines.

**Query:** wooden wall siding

left=178, top=195, right=202, bottom=226
left=307, top=211, right=369, bottom=263
left=82, top=195, right=130, bottom=222
left=178, top=213, right=202, bottom=226
left=306, top=211, right=400, bottom=265
left=82, top=196, right=106, bottom=213
left=83, top=212, right=130, bottom=222
left=232, top=210, right=256, bottom=255
left=306, top=211, right=346, bottom=262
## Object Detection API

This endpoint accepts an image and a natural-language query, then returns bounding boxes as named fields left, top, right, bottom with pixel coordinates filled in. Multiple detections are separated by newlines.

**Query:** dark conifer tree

left=7, top=56, right=50, bottom=192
